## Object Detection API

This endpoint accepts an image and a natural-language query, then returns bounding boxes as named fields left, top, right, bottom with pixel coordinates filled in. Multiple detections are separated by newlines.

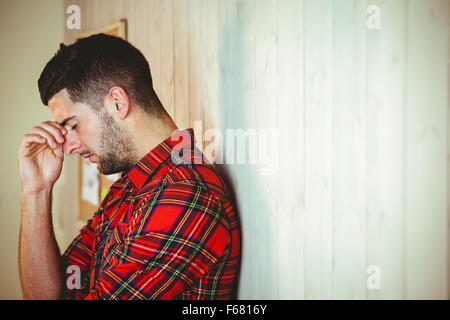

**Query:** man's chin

left=97, top=162, right=124, bottom=176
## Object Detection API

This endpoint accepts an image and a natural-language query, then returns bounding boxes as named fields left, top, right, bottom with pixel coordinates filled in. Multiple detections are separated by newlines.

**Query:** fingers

left=29, top=121, right=67, bottom=149
left=40, top=121, right=67, bottom=142
left=21, top=134, right=46, bottom=147
left=18, top=133, right=47, bottom=157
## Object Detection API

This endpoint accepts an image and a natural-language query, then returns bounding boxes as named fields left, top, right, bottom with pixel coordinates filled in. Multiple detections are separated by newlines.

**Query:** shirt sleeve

left=60, top=219, right=95, bottom=300
left=84, top=181, right=231, bottom=300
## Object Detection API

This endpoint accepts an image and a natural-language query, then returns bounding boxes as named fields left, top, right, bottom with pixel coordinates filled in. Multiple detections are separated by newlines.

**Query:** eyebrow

left=58, top=116, right=77, bottom=127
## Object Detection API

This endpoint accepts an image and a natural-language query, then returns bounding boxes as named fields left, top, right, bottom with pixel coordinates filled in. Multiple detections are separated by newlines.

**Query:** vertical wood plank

left=303, top=0, right=334, bottom=299
left=332, top=0, right=368, bottom=299
left=188, top=0, right=204, bottom=151
left=405, top=0, right=448, bottom=299
left=365, top=0, right=406, bottom=299
left=200, top=0, right=220, bottom=164
left=219, top=0, right=257, bottom=298
left=254, top=0, right=279, bottom=299
left=123, top=0, right=136, bottom=44
left=237, top=0, right=259, bottom=299
left=144, top=0, right=161, bottom=101
left=173, top=0, right=190, bottom=129
left=159, top=0, right=175, bottom=119
left=276, top=0, right=305, bottom=300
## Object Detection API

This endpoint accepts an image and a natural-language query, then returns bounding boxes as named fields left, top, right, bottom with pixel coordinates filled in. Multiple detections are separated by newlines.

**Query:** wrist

left=20, top=188, right=53, bottom=221
left=21, top=187, right=52, bottom=199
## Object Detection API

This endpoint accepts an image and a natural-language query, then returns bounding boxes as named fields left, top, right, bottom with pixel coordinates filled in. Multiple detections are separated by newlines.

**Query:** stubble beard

left=97, top=111, right=137, bottom=175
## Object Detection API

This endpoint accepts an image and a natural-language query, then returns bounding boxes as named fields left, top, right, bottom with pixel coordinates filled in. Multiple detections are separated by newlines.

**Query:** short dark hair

left=38, top=33, right=162, bottom=116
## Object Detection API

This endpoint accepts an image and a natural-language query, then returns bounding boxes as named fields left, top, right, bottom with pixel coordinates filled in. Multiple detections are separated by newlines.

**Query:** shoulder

left=140, top=161, right=230, bottom=204
left=131, top=163, right=233, bottom=229
left=167, top=163, right=229, bottom=199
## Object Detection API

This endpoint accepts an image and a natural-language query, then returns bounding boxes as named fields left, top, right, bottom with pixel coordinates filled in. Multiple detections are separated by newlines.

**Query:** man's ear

left=108, top=86, right=131, bottom=120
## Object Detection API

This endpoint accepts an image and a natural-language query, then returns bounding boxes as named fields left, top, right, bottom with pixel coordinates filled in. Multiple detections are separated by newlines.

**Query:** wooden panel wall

left=63, top=0, right=449, bottom=299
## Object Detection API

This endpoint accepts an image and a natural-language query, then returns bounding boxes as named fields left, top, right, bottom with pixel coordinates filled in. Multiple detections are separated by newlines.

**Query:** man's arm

left=19, top=188, right=63, bottom=299
left=17, top=121, right=67, bottom=299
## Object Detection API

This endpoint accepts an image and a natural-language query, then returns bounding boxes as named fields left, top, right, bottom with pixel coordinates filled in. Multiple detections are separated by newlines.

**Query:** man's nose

left=62, top=131, right=82, bottom=155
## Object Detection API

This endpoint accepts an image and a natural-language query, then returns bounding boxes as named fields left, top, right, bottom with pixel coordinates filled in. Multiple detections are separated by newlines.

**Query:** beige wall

left=0, top=0, right=63, bottom=299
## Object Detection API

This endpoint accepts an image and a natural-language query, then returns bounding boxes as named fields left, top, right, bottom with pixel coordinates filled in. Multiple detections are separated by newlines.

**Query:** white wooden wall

left=61, top=0, right=450, bottom=299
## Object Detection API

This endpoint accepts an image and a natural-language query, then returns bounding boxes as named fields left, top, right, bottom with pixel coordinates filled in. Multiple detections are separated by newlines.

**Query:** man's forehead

left=48, top=89, right=77, bottom=122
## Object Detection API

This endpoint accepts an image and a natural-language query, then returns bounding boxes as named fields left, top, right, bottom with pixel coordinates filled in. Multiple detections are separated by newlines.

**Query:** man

left=17, top=33, right=240, bottom=300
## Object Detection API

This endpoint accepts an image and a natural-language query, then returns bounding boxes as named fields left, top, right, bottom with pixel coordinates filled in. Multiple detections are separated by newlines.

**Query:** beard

left=97, top=111, right=137, bottom=175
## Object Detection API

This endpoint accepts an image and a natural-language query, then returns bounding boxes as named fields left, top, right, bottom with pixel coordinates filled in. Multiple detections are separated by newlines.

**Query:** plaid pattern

left=61, top=129, right=240, bottom=300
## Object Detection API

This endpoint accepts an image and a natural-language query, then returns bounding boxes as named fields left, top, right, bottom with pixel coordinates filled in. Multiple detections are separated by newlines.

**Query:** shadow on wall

left=212, top=5, right=278, bottom=299
left=212, top=163, right=242, bottom=300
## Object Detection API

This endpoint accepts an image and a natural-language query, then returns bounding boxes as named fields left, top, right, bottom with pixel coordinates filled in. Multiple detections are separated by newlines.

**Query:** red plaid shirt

left=61, top=128, right=240, bottom=299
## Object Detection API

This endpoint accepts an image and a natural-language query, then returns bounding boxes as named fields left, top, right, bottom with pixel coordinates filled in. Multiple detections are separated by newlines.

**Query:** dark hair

left=38, top=33, right=162, bottom=116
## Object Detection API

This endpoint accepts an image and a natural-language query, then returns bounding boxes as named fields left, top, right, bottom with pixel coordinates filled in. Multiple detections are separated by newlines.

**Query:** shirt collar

left=122, top=128, right=195, bottom=189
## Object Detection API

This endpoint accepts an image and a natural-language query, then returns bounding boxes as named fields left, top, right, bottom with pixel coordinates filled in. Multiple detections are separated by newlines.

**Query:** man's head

left=39, top=33, right=162, bottom=117
left=38, top=34, right=167, bottom=175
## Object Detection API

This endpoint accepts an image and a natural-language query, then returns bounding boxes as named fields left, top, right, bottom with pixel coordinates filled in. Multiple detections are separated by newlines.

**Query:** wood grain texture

left=365, top=0, right=406, bottom=299
left=405, top=0, right=448, bottom=299
left=332, top=0, right=368, bottom=299
left=303, top=0, right=333, bottom=299
left=173, top=0, right=190, bottom=129
left=254, top=0, right=280, bottom=299
left=276, top=0, right=306, bottom=299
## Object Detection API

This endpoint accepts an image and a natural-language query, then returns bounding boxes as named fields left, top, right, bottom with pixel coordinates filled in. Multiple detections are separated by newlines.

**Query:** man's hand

left=18, top=121, right=67, bottom=194
left=18, top=121, right=68, bottom=299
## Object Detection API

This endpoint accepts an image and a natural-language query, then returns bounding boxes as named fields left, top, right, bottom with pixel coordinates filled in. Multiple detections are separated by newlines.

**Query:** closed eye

left=71, top=123, right=78, bottom=130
